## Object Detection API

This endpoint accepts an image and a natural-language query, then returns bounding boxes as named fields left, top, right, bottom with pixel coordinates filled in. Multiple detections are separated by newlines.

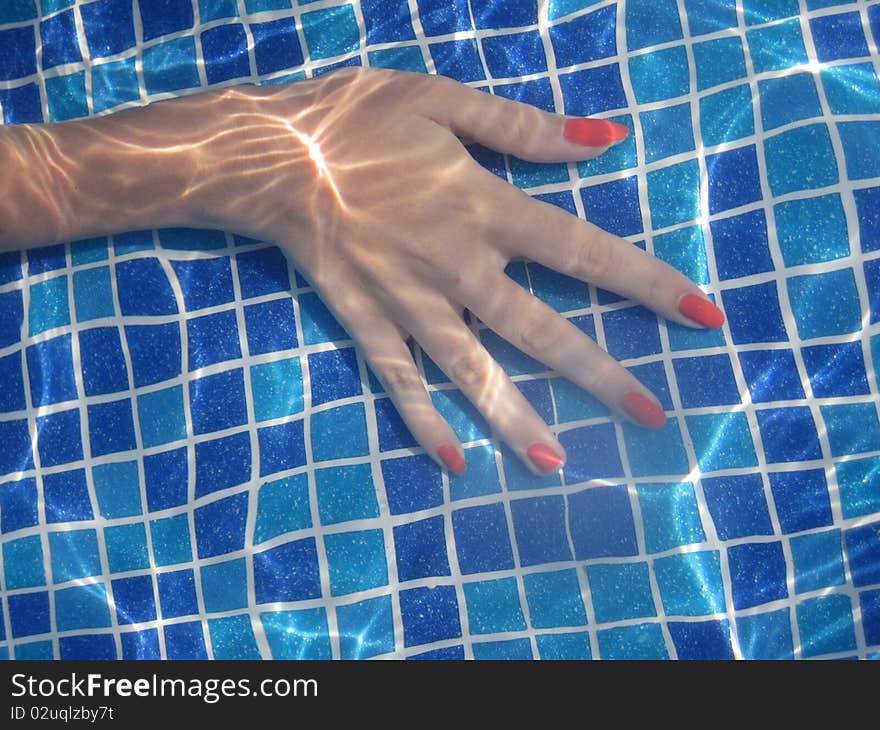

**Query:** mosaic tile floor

left=1, top=0, right=879, bottom=660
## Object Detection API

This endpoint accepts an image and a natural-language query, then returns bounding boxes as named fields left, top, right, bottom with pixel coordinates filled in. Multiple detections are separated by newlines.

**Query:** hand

left=5, top=67, right=724, bottom=476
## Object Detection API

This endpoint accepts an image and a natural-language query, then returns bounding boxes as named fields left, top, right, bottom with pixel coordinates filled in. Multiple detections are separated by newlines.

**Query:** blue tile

left=465, top=577, right=526, bottom=634
left=550, top=5, right=616, bottom=68
left=622, top=421, right=690, bottom=477
left=311, top=403, right=369, bottom=461
left=200, top=0, right=240, bottom=21
left=0, top=26, right=36, bottom=81
left=510, top=495, right=573, bottom=567
left=150, top=515, right=192, bottom=566
left=29, top=276, right=69, bottom=335
left=254, top=537, right=321, bottom=603
left=669, top=620, right=735, bottom=660
left=706, top=145, right=762, bottom=214
left=254, top=473, right=311, bottom=543
left=142, top=36, right=201, bottom=95
left=301, top=5, right=360, bottom=61
left=336, top=597, right=394, bottom=659
left=770, top=469, right=832, bottom=533
left=729, top=541, right=788, bottom=610
left=308, top=347, right=360, bottom=406
left=368, top=46, right=427, bottom=73
left=756, top=407, right=823, bottom=464
left=360, top=0, right=415, bottom=44
left=646, top=159, right=701, bottom=228
left=844, top=521, right=880, bottom=587
left=655, top=551, right=726, bottom=616
left=788, top=268, right=861, bottom=339
left=836, top=455, right=880, bottom=519
left=765, top=124, right=838, bottom=196
left=797, top=594, right=857, bottom=657
left=758, top=73, right=822, bottom=131
left=325, top=529, right=389, bottom=596
left=802, top=342, right=869, bottom=398
left=452, top=503, right=515, bottom=574
left=80, top=0, right=135, bottom=58
left=775, top=194, right=849, bottom=266
left=736, top=608, right=794, bottom=659
left=251, top=18, right=304, bottom=75
left=136, top=385, right=187, bottom=448
left=641, top=103, right=694, bottom=163
left=821, top=63, right=880, bottom=115
left=810, top=11, right=869, bottom=62
left=429, top=39, right=485, bottom=83
left=673, top=354, right=740, bottom=408
left=580, top=176, right=642, bottom=237
left=429, top=389, right=490, bottom=442
left=738, top=348, right=805, bottom=403
left=625, top=0, right=682, bottom=50
left=559, top=64, right=627, bottom=116
left=3, top=535, right=45, bottom=589
left=202, top=23, right=250, bottom=84
left=722, top=281, right=788, bottom=344
left=629, top=46, right=690, bottom=104
left=394, top=516, right=450, bottom=582
left=190, top=368, right=247, bottom=435
left=597, top=623, right=668, bottom=659
left=687, top=412, right=758, bottom=472
left=49, top=527, right=100, bottom=580
left=838, top=121, right=880, bottom=181
left=37, top=409, right=83, bottom=468
left=747, top=19, right=808, bottom=73
left=409, top=645, right=466, bottom=660
left=92, top=461, right=141, bottom=519
left=821, top=402, right=880, bottom=457
left=568, top=485, right=638, bottom=559
left=588, top=561, right=656, bottom=622
left=124, top=323, right=181, bottom=388
left=861, top=589, right=880, bottom=647
left=262, top=607, right=332, bottom=660
left=88, top=398, right=137, bottom=457
left=791, top=529, right=846, bottom=594
left=483, top=30, right=546, bottom=78
left=116, top=259, right=178, bottom=316
left=637, top=482, right=706, bottom=553
left=471, top=0, right=537, bottom=28
left=0, top=0, right=37, bottom=22
left=201, top=559, right=248, bottom=612
left=700, top=84, right=755, bottom=147
left=576, top=114, right=637, bottom=177
left=416, top=0, right=471, bottom=35
left=208, top=615, right=261, bottom=660
left=400, top=585, right=461, bottom=647
left=140, top=0, right=194, bottom=41
left=144, top=447, right=188, bottom=512
left=298, top=291, right=350, bottom=345
left=40, top=9, right=82, bottom=69
left=257, top=420, right=306, bottom=476
left=157, top=569, right=199, bottom=618
left=523, top=569, right=587, bottom=629
left=104, top=522, right=149, bottom=573
left=693, top=37, right=746, bottom=91
left=72, top=266, right=115, bottom=322
left=684, top=0, right=736, bottom=36
left=702, top=474, right=774, bottom=540
left=0, top=477, right=38, bottom=534
left=195, top=431, right=251, bottom=497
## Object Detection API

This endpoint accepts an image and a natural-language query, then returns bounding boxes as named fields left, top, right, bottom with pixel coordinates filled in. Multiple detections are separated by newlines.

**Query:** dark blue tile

left=144, top=447, right=188, bottom=511
left=860, top=589, right=880, bottom=647
left=722, top=281, right=788, bottom=344
left=44, top=468, right=93, bottom=522
left=88, top=399, right=137, bottom=457
left=164, top=622, right=208, bottom=660
left=257, top=420, right=306, bottom=476
left=308, top=347, right=361, bottom=406
left=471, top=0, right=537, bottom=28
left=9, top=591, right=50, bottom=638
left=810, top=12, right=869, bottom=62
left=482, top=30, right=546, bottom=78
left=195, top=431, right=251, bottom=498
left=236, top=247, right=290, bottom=298
left=382, top=454, right=443, bottom=515
left=393, top=516, right=451, bottom=582
left=195, top=491, right=248, bottom=558
left=140, top=0, right=194, bottom=41
left=560, top=64, right=628, bottom=116
left=254, top=537, right=321, bottom=603
left=190, top=368, right=247, bottom=435
left=568, top=485, right=638, bottom=559
left=0, top=477, right=38, bottom=534
left=494, top=76, right=555, bottom=112
left=628, top=361, right=673, bottom=411
left=0, top=26, right=36, bottom=81
left=79, top=327, right=129, bottom=396
left=37, top=409, right=83, bottom=468
left=601, top=305, right=661, bottom=360
left=770, top=469, right=833, bottom=533
left=452, top=503, right=514, bottom=574
left=515, top=379, right=554, bottom=425
left=429, top=39, right=485, bottom=83
left=844, top=521, right=880, bottom=587
left=60, top=634, right=116, bottom=660
left=121, top=628, right=161, bottom=659
left=510, top=496, right=573, bottom=567
left=116, top=259, right=178, bottom=316
left=0, top=352, right=26, bottom=413
left=626, top=0, right=683, bottom=49
left=157, top=569, right=199, bottom=617
left=27, top=334, right=79, bottom=407
left=252, top=18, right=304, bottom=75
left=728, top=541, right=788, bottom=609
left=756, top=407, right=822, bottom=464
left=187, top=310, right=242, bottom=370
left=202, top=23, right=250, bottom=83
left=170, top=257, right=235, bottom=311
left=375, top=397, right=419, bottom=451
left=550, top=4, right=616, bottom=68
left=0, top=420, right=34, bottom=477
left=112, top=575, right=157, bottom=625
left=738, top=348, right=805, bottom=403
left=40, top=9, right=82, bottom=69
left=711, top=209, right=774, bottom=281
left=244, top=298, right=298, bottom=356
left=81, top=0, right=136, bottom=59
left=0, top=289, right=23, bottom=349
left=855, top=187, right=880, bottom=253
left=802, top=342, right=870, bottom=397
left=669, top=619, right=735, bottom=659
left=706, top=145, right=762, bottom=214
left=580, top=176, right=642, bottom=237
left=0, top=83, right=42, bottom=124
left=400, top=585, right=461, bottom=647
left=702, top=474, right=774, bottom=540
left=673, top=354, right=741, bottom=408
left=361, top=0, right=416, bottom=44
left=124, top=323, right=181, bottom=387
left=409, top=645, right=465, bottom=660
left=560, top=423, right=624, bottom=483
left=416, top=0, right=471, bottom=35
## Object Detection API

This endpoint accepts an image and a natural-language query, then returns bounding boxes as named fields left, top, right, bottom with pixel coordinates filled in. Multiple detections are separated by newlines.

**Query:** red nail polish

left=526, top=443, right=564, bottom=473
left=622, top=392, right=666, bottom=430
left=679, top=294, right=725, bottom=329
left=437, top=444, right=466, bottom=475
left=564, top=118, right=629, bottom=147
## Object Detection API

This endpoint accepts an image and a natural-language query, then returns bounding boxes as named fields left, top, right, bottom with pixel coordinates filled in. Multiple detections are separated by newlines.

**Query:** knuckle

left=449, top=349, right=487, bottom=389
left=520, top=305, right=565, bottom=354
left=380, top=362, right=424, bottom=400
left=575, top=238, right=616, bottom=281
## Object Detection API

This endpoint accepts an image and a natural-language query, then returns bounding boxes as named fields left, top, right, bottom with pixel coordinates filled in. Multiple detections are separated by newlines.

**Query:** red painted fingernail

left=526, top=443, right=564, bottom=473
left=564, top=118, right=629, bottom=147
left=678, top=294, right=725, bottom=329
left=437, top=444, right=466, bottom=475
left=621, top=392, right=666, bottom=430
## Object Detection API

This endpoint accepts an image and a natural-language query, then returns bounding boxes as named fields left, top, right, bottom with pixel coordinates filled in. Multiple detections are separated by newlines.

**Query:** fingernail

left=621, top=392, right=666, bottom=430
left=527, top=443, right=564, bottom=473
left=564, top=118, right=629, bottom=147
left=678, top=294, right=725, bottom=329
left=437, top=444, right=466, bottom=475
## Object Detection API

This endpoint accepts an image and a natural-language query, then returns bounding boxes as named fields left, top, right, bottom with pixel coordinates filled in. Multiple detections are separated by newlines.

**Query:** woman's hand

left=1, top=67, right=724, bottom=476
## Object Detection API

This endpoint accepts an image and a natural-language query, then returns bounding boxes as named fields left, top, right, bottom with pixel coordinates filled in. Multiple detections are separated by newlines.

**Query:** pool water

left=0, top=0, right=879, bottom=660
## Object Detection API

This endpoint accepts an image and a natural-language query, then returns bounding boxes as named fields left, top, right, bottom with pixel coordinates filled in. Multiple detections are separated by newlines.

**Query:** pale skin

left=0, top=67, right=724, bottom=476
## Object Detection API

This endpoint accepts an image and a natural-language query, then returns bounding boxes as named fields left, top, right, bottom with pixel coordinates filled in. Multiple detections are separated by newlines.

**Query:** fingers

left=394, top=291, right=567, bottom=477
left=459, top=270, right=667, bottom=430
left=413, top=74, right=629, bottom=163
left=496, top=188, right=726, bottom=329
left=324, top=292, right=467, bottom=475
